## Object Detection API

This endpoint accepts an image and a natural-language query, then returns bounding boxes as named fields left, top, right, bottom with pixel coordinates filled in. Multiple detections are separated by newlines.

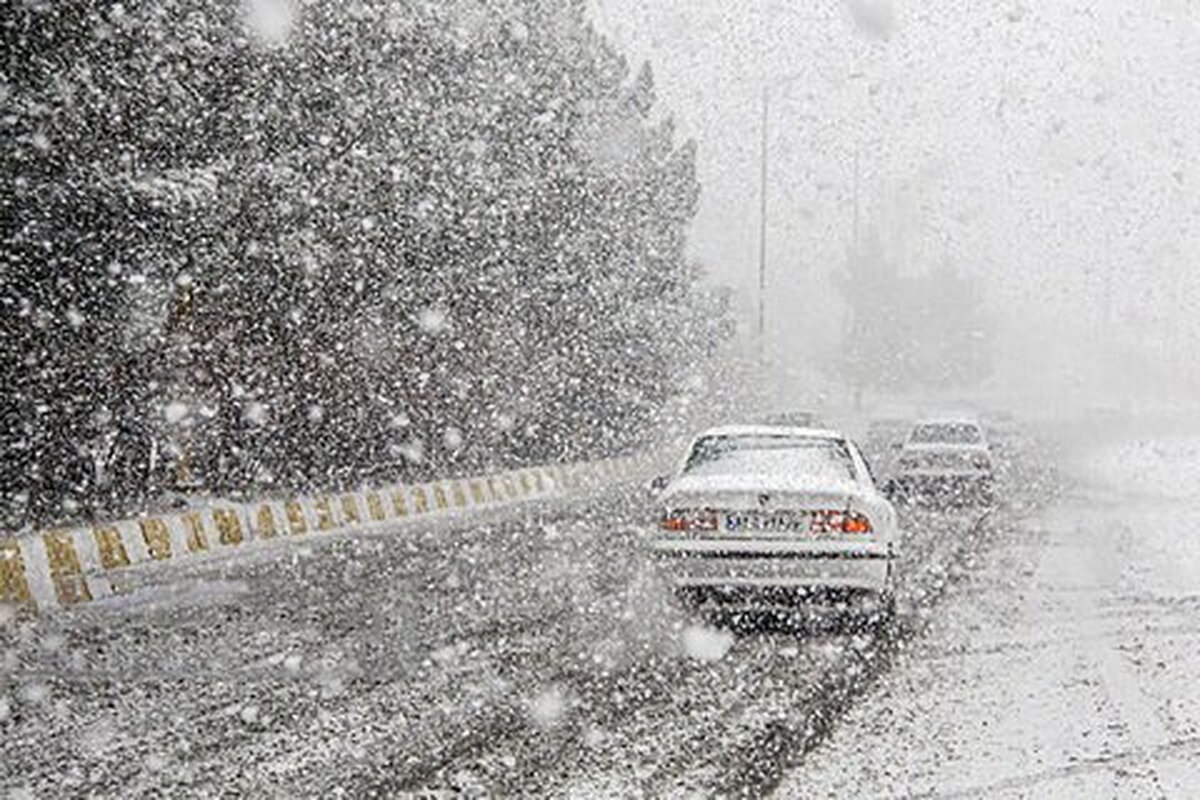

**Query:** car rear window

left=761, top=411, right=818, bottom=428
left=910, top=423, right=983, bottom=445
left=682, top=435, right=855, bottom=481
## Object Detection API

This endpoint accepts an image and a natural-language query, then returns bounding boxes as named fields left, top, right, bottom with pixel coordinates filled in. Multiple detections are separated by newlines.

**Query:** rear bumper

left=647, top=539, right=893, bottom=595
left=891, top=474, right=993, bottom=497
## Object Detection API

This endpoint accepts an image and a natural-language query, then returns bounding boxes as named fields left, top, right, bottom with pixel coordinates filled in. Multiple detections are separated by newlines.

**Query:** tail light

left=811, top=510, right=872, bottom=534
left=841, top=513, right=873, bottom=534
left=660, top=509, right=718, bottom=532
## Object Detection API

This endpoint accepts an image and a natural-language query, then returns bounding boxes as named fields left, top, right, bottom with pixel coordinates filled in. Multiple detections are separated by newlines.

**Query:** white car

left=760, top=410, right=822, bottom=429
left=647, top=425, right=899, bottom=621
left=887, top=417, right=995, bottom=506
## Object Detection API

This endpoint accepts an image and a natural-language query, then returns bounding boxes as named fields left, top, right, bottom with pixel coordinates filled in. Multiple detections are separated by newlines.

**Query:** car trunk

left=660, top=474, right=871, bottom=539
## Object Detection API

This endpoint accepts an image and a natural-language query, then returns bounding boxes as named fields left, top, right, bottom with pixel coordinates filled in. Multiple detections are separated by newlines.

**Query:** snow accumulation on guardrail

left=0, top=453, right=655, bottom=615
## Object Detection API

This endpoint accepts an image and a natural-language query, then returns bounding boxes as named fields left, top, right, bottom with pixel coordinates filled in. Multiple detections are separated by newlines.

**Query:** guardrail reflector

left=468, top=481, right=485, bottom=504
left=213, top=509, right=243, bottom=546
left=256, top=506, right=277, bottom=538
left=0, top=539, right=33, bottom=606
left=451, top=483, right=467, bottom=508
left=314, top=497, right=336, bottom=531
left=433, top=485, right=449, bottom=511
left=43, top=531, right=92, bottom=605
left=391, top=490, right=408, bottom=517
left=139, top=518, right=172, bottom=560
left=285, top=501, right=307, bottom=535
left=366, top=492, right=386, bottom=522
left=340, top=495, right=361, bottom=525
left=412, top=488, right=428, bottom=514
left=183, top=513, right=209, bottom=553
left=519, top=473, right=532, bottom=495
left=94, top=526, right=131, bottom=569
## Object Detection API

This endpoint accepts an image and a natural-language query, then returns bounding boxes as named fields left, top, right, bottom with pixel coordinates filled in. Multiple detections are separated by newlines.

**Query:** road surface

left=777, top=430, right=1200, bottom=798
left=2, top=433, right=1056, bottom=798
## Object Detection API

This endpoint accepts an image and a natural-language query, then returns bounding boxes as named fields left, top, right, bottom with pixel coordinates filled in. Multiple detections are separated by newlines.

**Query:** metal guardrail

left=0, top=453, right=657, bottom=615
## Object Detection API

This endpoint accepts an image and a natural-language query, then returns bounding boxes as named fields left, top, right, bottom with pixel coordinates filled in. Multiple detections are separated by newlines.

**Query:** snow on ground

left=0, top=431, right=1051, bottom=797
left=776, top=433, right=1200, bottom=798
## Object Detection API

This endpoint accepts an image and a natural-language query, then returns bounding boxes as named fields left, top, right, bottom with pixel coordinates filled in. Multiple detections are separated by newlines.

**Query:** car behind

left=887, top=418, right=995, bottom=506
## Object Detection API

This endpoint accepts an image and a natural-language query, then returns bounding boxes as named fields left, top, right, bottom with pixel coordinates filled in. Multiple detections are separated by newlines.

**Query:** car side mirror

left=647, top=475, right=670, bottom=494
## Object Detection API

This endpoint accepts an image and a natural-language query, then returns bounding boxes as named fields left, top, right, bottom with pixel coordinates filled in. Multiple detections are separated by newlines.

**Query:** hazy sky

left=590, top=0, right=1200, bottom=393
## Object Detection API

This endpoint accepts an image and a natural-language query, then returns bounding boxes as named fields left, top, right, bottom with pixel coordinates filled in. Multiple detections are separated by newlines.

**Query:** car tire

left=834, top=590, right=895, bottom=634
left=868, top=590, right=898, bottom=636
left=880, top=590, right=897, bottom=618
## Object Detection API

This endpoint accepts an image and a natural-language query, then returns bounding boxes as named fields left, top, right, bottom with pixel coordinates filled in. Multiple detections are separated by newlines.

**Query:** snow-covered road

left=778, top=433, right=1200, bottom=798
left=2, top=431, right=1055, bottom=798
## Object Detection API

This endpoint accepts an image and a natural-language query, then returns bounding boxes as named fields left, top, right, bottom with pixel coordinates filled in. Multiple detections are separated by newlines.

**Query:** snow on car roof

left=692, top=424, right=845, bottom=441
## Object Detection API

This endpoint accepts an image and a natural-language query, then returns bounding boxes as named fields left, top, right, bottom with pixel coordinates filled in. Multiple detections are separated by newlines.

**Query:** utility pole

left=853, top=146, right=861, bottom=251
left=752, top=3, right=888, bottom=373
left=758, top=84, right=769, bottom=366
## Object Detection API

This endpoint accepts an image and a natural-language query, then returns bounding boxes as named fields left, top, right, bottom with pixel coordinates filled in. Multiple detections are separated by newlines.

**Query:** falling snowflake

left=680, top=625, right=734, bottom=662
left=163, top=402, right=189, bottom=424
left=243, top=401, right=268, bottom=426
left=416, top=306, right=451, bottom=335
left=527, top=686, right=569, bottom=730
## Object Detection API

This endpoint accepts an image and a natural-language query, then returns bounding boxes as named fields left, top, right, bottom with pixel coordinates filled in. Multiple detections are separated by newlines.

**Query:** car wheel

left=868, top=590, right=898, bottom=636
left=833, top=590, right=893, bottom=634
left=880, top=590, right=897, bottom=617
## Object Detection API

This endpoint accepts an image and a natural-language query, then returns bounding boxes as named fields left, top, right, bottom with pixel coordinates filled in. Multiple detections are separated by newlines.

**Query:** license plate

left=724, top=511, right=809, bottom=533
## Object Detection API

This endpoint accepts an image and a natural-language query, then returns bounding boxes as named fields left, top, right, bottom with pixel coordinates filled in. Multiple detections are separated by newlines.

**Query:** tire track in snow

left=3, top=491, right=643, bottom=798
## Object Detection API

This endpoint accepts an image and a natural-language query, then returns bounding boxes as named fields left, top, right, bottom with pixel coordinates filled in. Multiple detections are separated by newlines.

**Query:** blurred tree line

left=1, top=0, right=730, bottom=528
left=835, top=231, right=994, bottom=405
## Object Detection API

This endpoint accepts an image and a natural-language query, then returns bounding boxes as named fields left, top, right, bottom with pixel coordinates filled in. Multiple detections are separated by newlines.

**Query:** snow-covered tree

left=1, top=0, right=727, bottom=526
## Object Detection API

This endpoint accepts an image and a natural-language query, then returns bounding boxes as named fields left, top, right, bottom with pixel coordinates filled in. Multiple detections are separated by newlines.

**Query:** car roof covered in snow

left=912, top=416, right=983, bottom=426
left=691, top=424, right=845, bottom=441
